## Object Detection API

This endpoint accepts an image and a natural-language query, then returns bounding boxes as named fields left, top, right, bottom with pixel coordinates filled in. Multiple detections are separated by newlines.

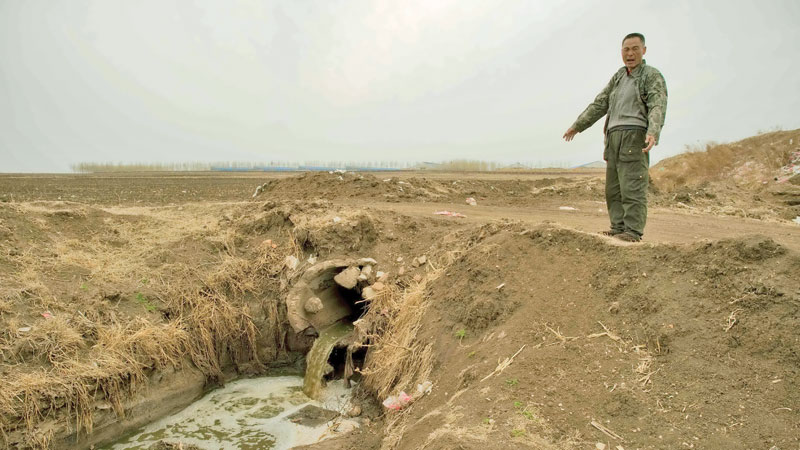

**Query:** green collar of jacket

left=626, top=59, right=647, bottom=76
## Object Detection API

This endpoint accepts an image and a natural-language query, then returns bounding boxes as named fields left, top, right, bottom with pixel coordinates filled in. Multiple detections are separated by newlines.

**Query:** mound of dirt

left=241, top=200, right=380, bottom=255
left=651, top=129, right=800, bottom=220
left=360, top=224, right=799, bottom=450
left=251, top=171, right=606, bottom=207
left=254, top=172, right=450, bottom=203
left=445, top=177, right=604, bottom=206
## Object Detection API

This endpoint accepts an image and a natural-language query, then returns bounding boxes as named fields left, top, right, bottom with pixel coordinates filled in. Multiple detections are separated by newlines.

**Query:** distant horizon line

left=65, top=159, right=601, bottom=174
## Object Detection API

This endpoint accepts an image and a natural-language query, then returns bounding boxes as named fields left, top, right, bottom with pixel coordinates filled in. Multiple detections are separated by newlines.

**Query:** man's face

left=621, top=37, right=646, bottom=70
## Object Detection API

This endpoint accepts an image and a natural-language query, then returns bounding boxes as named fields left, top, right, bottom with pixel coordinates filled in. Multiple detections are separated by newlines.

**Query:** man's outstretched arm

left=563, top=73, right=617, bottom=141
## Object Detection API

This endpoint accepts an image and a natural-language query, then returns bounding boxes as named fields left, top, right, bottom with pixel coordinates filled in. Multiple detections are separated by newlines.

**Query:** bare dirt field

left=1, top=130, right=799, bottom=450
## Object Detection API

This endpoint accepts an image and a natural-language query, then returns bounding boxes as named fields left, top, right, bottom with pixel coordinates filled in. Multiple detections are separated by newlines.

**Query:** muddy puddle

left=103, top=376, right=358, bottom=450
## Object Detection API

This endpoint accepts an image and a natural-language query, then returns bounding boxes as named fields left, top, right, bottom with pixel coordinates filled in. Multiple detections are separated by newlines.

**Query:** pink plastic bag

left=383, top=391, right=414, bottom=410
left=433, top=210, right=466, bottom=218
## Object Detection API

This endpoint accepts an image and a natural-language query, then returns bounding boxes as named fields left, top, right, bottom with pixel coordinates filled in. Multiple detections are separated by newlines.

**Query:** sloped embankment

left=348, top=224, right=799, bottom=449
left=0, top=201, right=296, bottom=448
left=651, top=128, right=800, bottom=220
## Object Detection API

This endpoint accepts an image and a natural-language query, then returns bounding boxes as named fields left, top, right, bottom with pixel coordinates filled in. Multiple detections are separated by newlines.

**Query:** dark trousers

left=604, top=128, right=650, bottom=237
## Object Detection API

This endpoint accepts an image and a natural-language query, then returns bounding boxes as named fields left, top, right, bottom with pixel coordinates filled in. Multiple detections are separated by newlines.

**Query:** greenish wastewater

left=104, top=375, right=358, bottom=450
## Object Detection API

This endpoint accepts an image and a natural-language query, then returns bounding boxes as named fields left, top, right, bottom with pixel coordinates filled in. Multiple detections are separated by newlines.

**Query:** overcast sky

left=1, top=0, right=799, bottom=172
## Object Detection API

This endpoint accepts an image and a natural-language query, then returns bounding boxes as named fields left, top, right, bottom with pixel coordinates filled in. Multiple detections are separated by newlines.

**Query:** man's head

left=621, top=33, right=646, bottom=71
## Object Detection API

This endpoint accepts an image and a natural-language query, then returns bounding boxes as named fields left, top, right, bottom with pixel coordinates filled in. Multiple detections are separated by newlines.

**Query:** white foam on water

left=107, top=376, right=358, bottom=450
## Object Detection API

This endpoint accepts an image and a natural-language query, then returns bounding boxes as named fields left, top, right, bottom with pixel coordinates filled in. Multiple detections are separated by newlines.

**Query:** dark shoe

left=615, top=232, right=642, bottom=242
left=601, top=229, right=625, bottom=237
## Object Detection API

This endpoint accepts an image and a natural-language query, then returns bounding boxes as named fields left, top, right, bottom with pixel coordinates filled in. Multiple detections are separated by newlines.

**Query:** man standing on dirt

left=563, top=32, right=667, bottom=242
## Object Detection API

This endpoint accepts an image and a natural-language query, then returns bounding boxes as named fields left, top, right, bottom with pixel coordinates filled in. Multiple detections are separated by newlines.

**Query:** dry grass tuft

left=0, top=299, right=11, bottom=316
left=358, top=274, right=436, bottom=400
left=2, top=368, right=98, bottom=439
left=168, top=284, right=260, bottom=379
left=95, top=319, right=190, bottom=371
left=0, top=318, right=194, bottom=441
left=165, top=239, right=287, bottom=378
left=12, top=317, right=85, bottom=365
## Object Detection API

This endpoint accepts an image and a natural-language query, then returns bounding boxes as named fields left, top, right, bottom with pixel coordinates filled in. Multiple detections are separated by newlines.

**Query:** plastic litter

left=383, top=381, right=433, bottom=411
left=382, top=391, right=412, bottom=410
left=775, top=151, right=800, bottom=183
left=284, top=255, right=299, bottom=270
left=416, top=381, right=433, bottom=395
left=558, top=206, right=577, bottom=211
left=382, top=395, right=399, bottom=410
left=41, top=312, right=53, bottom=319
left=465, top=197, right=477, bottom=206
left=434, top=211, right=466, bottom=218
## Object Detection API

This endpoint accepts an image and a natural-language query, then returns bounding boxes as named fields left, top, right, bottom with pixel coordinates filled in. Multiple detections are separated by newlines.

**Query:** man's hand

left=563, top=127, right=578, bottom=142
left=642, top=134, right=655, bottom=153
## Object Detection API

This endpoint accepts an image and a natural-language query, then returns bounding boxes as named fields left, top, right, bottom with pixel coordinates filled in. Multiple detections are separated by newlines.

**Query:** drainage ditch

left=103, top=376, right=359, bottom=450
left=103, top=257, right=380, bottom=450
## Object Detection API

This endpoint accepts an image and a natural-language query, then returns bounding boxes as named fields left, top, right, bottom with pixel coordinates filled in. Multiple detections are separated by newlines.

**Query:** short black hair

left=622, top=33, right=645, bottom=46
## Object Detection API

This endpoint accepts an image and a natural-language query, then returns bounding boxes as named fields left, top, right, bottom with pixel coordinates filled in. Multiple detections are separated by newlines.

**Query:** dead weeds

left=0, top=202, right=290, bottom=448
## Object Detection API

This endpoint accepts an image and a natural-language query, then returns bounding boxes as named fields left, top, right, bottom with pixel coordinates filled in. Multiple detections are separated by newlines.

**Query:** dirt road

left=356, top=199, right=800, bottom=251
left=3, top=171, right=796, bottom=253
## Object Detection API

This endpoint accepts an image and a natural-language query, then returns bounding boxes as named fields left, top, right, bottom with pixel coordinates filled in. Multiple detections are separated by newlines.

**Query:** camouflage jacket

left=571, top=60, right=668, bottom=143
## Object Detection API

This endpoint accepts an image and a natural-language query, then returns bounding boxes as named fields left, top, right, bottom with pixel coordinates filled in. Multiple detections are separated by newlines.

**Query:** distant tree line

left=70, top=159, right=573, bottom=173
